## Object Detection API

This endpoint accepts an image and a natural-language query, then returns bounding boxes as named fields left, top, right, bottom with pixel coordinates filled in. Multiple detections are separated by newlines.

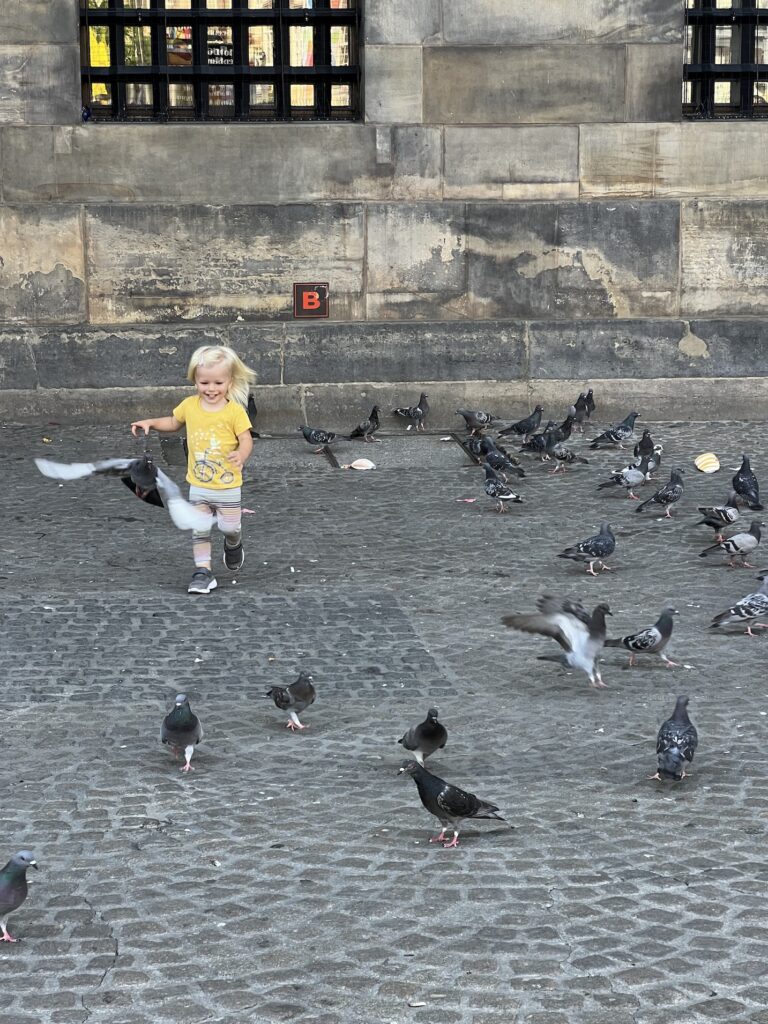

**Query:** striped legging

left=188, top=485, right=242, bottom=569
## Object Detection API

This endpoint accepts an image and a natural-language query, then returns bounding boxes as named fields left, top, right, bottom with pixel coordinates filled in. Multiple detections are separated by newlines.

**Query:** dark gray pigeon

left=0, top=851, right=37, bottom=943
left=398, top=708, right=447, bottom=766
left=642, top=445, right=664, bottom=476
left=266, top=671, right=316, bottom=731
left=633, top=429, right=655, bottom=461
left=543, top=432, right=589, bottom=474
left=299, top=425, right=339, bottom=453
left=710, top=571, right=768, bottom=636
left=598, top=456, right=650, bottom=499
left=573, top=392, right=590, bottom=431
left=557, top=523, right=615, bottom=576
left=393, top=392, right=428, bottom=432
left=483, top=463, right=523, bottom=513
left=635, top=469, right=685, bottom=518
left=398, top=761, right=504, bottom=849
left=605, top=607, right=678, bottom=667
left=585, top=389, right=596, bottom=417
left=501, top=595, right=612, bottom=688
left=161, top=694, right=203, bottom=773
left=519, top=420, right=556, bottom=456
left=651, top=696, right=698, bottom=782
left=348, top=405, right=380, bottom=443
left=247, top=393, right=259, bottom=439
left=498, top=405, right=543, bottom=440
left=699, top=520, right=762, bottom=567
left=479, top=437, right=525, bottom=479
left=589, top=411, right=640, bottom=449
left=696, top=493, right=740, bottom=541
left=732, top=454, right=763, bottom=511
left=35, top=455, right=214, bottom=532
left=456, top=409, right=497, bottom=434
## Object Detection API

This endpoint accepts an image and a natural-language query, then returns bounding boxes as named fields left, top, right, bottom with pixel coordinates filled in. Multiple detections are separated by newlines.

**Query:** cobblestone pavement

left=3, top=418, right=768, bottom=1024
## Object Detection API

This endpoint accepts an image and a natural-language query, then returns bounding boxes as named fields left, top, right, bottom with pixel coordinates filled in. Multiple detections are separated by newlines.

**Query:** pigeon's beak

left=397, top=767, right=407, bottom=776
left=30, top=861, right=38, bottom=870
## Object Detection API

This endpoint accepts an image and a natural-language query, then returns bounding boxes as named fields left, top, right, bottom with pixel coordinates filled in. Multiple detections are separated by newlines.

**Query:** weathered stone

left=0, top=45, right=79, bottom=125
left=442, top=0, right=683, bottom=44
left=444, top=127, right=579, bottom=200
left=84, top=204, right=365, bottom=324
left=625, top=44, right=681, bottom=121
left=0, top=0, right=77, bottom=45
left=364, top=0, right=441, bottom=44
left=364, top=46, right=423, bottom=124
left=681, top=201, right=768, bottom=316
left=424, top=46, right=626, bottom=124
left=0, top=332, right=37, bottom=388
left=0, top=205, right=86, bottom=325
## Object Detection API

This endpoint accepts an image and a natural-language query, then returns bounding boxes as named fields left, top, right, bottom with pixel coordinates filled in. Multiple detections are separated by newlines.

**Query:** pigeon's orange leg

left=442, top=833, right=460, bottom=849
left=429, top=829, right=447, bottom=844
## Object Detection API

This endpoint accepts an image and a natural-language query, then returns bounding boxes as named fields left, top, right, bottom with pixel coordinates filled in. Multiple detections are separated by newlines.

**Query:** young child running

left=131, top=345, right=256, bottom=594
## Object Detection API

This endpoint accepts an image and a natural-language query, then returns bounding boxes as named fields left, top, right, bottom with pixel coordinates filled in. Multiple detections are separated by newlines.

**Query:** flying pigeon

left=589, top=411, right=640, bottom=449
left=247, top=393, right=259, bottom=439
left=732, top=454, right=763, bottom=510
left=266, top=671, right=316, bottom=731
left=543, top=433, right=589, bottom=474
left=497, top=405, right=543, bottom=440
left=299, top=425, right=339, bottom=453
left=479, top=437, right=525, bottom=479
left=710, top=571, right=768, bottom=636
left=0, top=851, right=37, bottom=943
left=597, top=456, right=650, bottom=499
left=651, top=696, right=698, bottom=782
left=397, top=708, right=447, bottom=766
left=635, top=469, right=685, bottom=518
left=605, top=607, right=678, bottom=667
left=34, top=455, right=214, bottom=532
left=501, top=595, right=611, bottom=688
left=699, top=520, right=762, bottom=567
left=483, top=463, right=523, bottom=513
left=695, top=494, right=740, bottom=541
left=456, top=409, right=497, bottom=434
left=557, top=523, right=616, bottom=576
left=398, top=761, right=504, bottom=849
left=633, top=430, right=655, bottom=461
left=161, top=694, right=203, bottom=773
left=393, top=392, right=428, bottom=432
left=348, top=405, right=381, bottom=443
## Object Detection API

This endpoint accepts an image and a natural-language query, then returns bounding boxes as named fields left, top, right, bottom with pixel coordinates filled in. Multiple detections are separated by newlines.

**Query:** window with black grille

left=684, top=0, right=768, bottom=118
left=80, top=0, right=361, bottom=122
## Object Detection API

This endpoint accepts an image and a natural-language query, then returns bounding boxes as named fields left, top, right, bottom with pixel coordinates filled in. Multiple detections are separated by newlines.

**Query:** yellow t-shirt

left=173, top=396, right=252, bottom=489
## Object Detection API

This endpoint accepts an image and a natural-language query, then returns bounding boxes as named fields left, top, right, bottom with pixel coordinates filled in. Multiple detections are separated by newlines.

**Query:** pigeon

left=393, top=392, right=428, bottom=432
left=501, top=595, right=612, bottom=688
left=633, top=430, right=655, bottom=461
left=459, top=433, right=485, bottom=463
left=456, top=409, right=497, bottom=434
left=573, top=392, right=590, bottom=431
left=710, top=571, right=768, bottom=636
left=483, top=463, right=523, bottom=513
left=161, top=694, right=203, bottom=773
left=266, top=671, right=316, bottom=731
left=557, top=523, right=616, bottom=576
left=585, top=389, right=596, bottom=417
left=732, top=454, right=763, bottom=510
left=550, top=409, right=576, bottom=445
left=699, top=520, right=762, bottom=567
left=348, top=405, right=381, bottom=443
left=635, top=469, right=685, bottom=518
left=299, top=425, right=338, bottom=453
left=497, top=405, right=543, bottom=440
left=597, top=456, right=650, bottom=499
left=643, top=444, right=664, bottom=476
left=543, top=433, right=589, bottom=474
left=589, top=411, right=640, bottom=449
left=247, top=393, right=259, bottom=438
left=0, top=851, right=37, bottom=943
left=479, top=437, right=525, bottom=479
left=519, top=420, right=556, bottom=456
left=398, top=761, right=504, bottom=849
left=695, top=493, right=740, bottom=541
left=397, top=708, right=447, bottom=766
left=605, top=607, right=678, bottom=667
left=651, top=696, right=698, bottom=782
left=35, top=455, right=214, bottom=532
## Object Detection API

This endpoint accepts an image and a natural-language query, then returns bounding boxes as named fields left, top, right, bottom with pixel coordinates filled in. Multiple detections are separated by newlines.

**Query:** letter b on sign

left=293, top=282, right=329, bottom=319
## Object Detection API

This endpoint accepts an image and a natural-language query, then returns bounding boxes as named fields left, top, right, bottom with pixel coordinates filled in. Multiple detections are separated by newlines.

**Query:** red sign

left=293, top=282, right=329, bottom=319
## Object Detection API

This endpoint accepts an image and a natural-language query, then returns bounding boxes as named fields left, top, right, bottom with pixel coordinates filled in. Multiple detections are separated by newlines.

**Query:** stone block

left=444, top=126, right=579, bottom=200
left=0, top=45, right=79, bottom=124
left=423, top=46, right=626, bottom=124
left=84, top=203, right=365, bottom=323
left=579, top=124, right=661, bottom=197
left=0, top=0, right=77, bottom=45
left=466, top=201, right=679, bottom=318
left=365, top=203, right=468, bottom=319
left=283, top=321, right=526, bottom=383
left=364, top=46, right=422, bottom=124
left=0, top=332, right=38, bottom=388
left=0, top=205, right=86, bottom=325
left=625, top=44, right=681, bottom=121
left=442, top=0, right=683, bottom=44
left=365, top=0, right=441, bottom=44
left=681, top=201, right=768, bottom=315
left=0, top=124, right=442, bottom=202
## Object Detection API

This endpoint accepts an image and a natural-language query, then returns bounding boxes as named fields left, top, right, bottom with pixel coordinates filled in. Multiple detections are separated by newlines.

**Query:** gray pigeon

left=696, top=493, right=740, bottom=541
left=710, top=571, right=768, bottom=636
left=398, top=761, right=504, bottom=849
left=501, top=595, right=612, bottom=688
left=605, top=607, right=678, bottom=667
left=398, top=708, right=447, bottom=766
left=497, top=405, right=543, bottom=440
left=161, top=694, right=203, bottom=773
left=589, top=411, right=640, bottom=449
left=483, top=463, right=523, bottom=513
left=557, top=523, right=616, bottom=576
left=348, top=405, right=381, bottom=443
left=699, top=520, right=762, bottom=567
left=635, top=469, right=685, bottom=518
left=597, top=456, right=650, bottom=500
left=0, top=851, right=37, bottom=943
left=732, top=454, right=763, bottom=511
left=393, top=392, right=428, bottom=432
left=266, top=671, right=316, bottom=731
left=651, top=696, right=698, bottom=782
left=299, top=425, right=339, bottom=453
left=456, top=409, right=497, bottom=434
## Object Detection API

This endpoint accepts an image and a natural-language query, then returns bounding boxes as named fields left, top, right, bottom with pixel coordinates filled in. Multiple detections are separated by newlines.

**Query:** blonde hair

left=186, top=345, right=257, bottom=407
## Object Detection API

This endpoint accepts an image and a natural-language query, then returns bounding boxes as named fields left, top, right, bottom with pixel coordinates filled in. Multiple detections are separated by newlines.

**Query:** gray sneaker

left=188, top=568, right=218, bottom=594
left=223, top=539, right=244, bottom=571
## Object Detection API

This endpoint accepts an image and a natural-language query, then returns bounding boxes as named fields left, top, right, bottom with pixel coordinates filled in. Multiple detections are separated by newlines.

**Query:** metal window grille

left=80, top=0, right=361, bottom=122
left=684, top=0, right=768, bottom=118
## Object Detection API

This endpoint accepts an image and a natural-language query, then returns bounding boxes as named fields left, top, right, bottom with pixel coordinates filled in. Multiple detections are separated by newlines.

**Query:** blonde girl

left=132, top=345, right=256, bottom=594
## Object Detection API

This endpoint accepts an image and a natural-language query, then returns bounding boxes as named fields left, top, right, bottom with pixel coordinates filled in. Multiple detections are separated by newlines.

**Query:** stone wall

left=0, top=0, right=766, bottom=425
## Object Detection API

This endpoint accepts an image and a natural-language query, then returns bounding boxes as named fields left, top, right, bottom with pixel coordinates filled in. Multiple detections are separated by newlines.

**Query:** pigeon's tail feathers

left=657, top=746, right=686, bottom=781
left=699, top=543, right=719, bottom=558
left=557, top=549, right=580, bottom=561
left=473, top=801, right=505, bottom=821
left=635, top=495, right=654, bottom=512
left=749, top=502, right=765, bottom=511
left=710, top=608, right=737, bottom=628
left=597, top=479, right=618, bottom=490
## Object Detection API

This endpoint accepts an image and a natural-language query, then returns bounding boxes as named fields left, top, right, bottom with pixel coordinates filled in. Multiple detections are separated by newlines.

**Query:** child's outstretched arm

left=131, top=415, right=182, bottom=436
left=226, top=429, right=254, bottom=470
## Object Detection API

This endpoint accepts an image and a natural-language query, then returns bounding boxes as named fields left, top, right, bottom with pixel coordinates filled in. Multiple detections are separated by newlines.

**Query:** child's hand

left=131, top=420, right=151, bottom=436
left=227, top=450, right=245, bottom=469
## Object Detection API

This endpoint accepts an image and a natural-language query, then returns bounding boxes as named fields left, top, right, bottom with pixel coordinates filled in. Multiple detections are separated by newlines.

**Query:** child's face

left=195, top=361, right=231, bottom=406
